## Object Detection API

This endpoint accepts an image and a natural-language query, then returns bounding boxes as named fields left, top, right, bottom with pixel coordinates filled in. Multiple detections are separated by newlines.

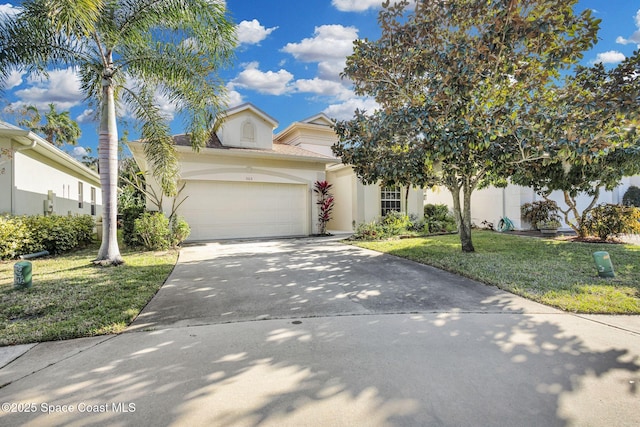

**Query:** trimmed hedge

left=0, top=214, right=95, bottom=260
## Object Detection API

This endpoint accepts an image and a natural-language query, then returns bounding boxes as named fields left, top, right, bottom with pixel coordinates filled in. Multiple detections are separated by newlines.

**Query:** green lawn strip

left=353, top=231, right=640, bottom=314
left=0, top=245, right=177, bottom=345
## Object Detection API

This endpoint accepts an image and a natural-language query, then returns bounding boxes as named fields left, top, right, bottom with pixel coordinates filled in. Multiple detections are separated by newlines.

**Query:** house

left=425, top=178, right=640, bottom=231
left=0, top=121, right=102, bottom=218
left=127, top=103, right=424, bottom=241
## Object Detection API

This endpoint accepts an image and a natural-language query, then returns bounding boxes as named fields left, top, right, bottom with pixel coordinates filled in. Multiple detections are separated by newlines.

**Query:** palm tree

left=17, top=103, right=81, bottom=147
left=0, top=0, right=236, bottom=264
left=41, top=103, right=81, bottom=147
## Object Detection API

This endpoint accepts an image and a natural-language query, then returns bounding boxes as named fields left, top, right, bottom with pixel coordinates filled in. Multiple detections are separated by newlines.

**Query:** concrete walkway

left=1, top=237, right=639, bottom=426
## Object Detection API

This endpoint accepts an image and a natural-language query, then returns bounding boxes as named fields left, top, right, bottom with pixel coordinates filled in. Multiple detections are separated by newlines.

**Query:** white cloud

left=592, top=50, right=626, bottom=65
left=11, top=68, right=83, bottom=111
left=236, top=19, right=278, bottom=45
left=229, top=62, right=294, bottom=95
left=282, top=25, right=358, bottom=63
left=76, top=108, right=95, bottom=124
left=224, top=87, right=244, bottom=107
left=332, top=0, right=416, bottom=12
left=0, top=3, right=21, bottom=16
left=2, top=70, right=24, bottom=90
left=295, top=78, right=353, bottom=100
left=282, top=25, right=358, bottom=82
left=332, top=0, right=382, bottom=12
left=72, top=146, right=88, bottom=158
left=616, top=9, right=640, bottom=47
left=323, top=97, right=379, bottom=121
left=317, top=61, right=349, bottom=82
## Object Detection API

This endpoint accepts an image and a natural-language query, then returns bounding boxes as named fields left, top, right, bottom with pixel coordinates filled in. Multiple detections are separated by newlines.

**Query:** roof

left=300, top=113, right=334, bottom=126
left=169, top=133, right=337, bottom=163
left=222, top=103, right=279, bottom=128
left=0, top=120, right=101, bottom=185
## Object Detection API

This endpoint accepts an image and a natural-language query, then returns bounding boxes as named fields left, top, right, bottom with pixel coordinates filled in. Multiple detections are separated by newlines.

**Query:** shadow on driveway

left=129, top=238, right=553, bottom=331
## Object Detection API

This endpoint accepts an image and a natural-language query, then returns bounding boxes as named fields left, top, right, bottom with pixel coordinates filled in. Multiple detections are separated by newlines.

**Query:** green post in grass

left=14, top=261, right=33, bottom=289
left=593, top=251, right=615, bottom=278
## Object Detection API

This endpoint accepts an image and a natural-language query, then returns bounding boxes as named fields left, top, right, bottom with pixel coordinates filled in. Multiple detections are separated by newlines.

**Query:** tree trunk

left=95, top=74, right=123, bottom=265
left=460, top=180, right=475, bottom=252
left=449, top=181, right=475, bottom=253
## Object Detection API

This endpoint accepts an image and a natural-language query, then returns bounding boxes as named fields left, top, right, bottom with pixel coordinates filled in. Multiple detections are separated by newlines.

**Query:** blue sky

left=1, top=0, right=639, bottom=160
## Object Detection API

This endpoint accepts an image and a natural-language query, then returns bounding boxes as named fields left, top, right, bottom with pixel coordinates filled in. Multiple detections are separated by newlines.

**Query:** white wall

left=426, top=179, right=640, bottom=231
left=219, top=111, right=274, bottom=150
left=0, top=138, right=12, bottom=213
left=12, top=149, right=102, bottom=217
left=327, top=167, right=356, bottom=232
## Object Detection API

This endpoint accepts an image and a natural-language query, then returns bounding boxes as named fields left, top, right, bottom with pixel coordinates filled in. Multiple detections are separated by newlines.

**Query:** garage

left=179, top=180, right=309, bottom=240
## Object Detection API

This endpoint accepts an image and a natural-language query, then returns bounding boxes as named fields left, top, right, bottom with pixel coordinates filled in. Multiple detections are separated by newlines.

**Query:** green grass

left=0, top=244, right=177, bottom=345
left=353, top=231, right=640, bottom=314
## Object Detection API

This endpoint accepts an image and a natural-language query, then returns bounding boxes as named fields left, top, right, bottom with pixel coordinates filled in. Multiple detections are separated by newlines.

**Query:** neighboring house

left=425, top=178, right=640, bottom=231
left=0, top=121, right=102, bottom=218
left=128, top=103, right=424, bottom=241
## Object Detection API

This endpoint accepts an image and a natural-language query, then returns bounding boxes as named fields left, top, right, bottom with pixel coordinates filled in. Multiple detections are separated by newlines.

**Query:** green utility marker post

left=593, top=251, right=615, bottom=278
left=14, top=261, right=33, bottom=289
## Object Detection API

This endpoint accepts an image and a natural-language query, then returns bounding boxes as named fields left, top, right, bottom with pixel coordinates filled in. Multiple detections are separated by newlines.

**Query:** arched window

left=241, top=120, right=255, bottom=142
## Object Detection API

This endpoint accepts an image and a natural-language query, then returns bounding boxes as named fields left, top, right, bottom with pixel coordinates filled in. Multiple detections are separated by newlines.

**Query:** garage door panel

left=180, top=181, right=308, bottom=240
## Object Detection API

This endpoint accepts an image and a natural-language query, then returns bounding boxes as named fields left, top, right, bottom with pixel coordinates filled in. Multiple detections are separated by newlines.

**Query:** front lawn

left=0, top=245, right=177, bottom=346
left=353, top=231, right=640, bottom=314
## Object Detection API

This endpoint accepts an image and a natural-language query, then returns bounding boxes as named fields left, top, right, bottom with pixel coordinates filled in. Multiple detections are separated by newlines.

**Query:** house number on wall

left=245, top=176, right=254, bottom=181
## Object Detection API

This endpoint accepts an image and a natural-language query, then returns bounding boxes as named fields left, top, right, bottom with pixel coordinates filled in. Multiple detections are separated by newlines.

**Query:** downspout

left=10, top=138, right=37, bottom=214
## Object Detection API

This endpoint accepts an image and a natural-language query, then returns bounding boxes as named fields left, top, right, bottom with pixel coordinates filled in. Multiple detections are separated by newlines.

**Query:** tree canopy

left=0, top=0, right=236, bottom=264
left=16, top=104, right=81, bottom=147
left=511, top=52, right=640, bottom=235
left=333, top=0, right=600, bottom=251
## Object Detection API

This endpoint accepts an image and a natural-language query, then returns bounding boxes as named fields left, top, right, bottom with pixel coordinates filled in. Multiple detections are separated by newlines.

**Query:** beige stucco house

left=0, top=121, right=102, bottom=218
left=128, top=103, right=424, bottom=241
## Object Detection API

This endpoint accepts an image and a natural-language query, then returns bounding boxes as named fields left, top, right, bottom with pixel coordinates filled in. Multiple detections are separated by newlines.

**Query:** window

left=381, top=187, right=401, bottom=216
left=90, top=187, right=96, bottom=215
left=241, top=120, right=255, bottom=142
left=78, top=182, right=84, bottom=208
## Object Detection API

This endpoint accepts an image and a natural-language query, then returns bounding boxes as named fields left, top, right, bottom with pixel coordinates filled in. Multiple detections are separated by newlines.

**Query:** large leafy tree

left=511, top=53, right=640, bottom=236
left=333, top=0, right=599, bottom=252
left=0, top=0, right=236, bottom=264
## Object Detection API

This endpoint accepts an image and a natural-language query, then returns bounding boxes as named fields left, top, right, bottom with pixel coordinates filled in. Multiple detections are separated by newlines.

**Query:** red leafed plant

left=314, top=180, right=334, bottom=235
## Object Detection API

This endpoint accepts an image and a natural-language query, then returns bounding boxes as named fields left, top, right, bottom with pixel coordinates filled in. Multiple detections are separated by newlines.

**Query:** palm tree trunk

left=96, top=74, right=123, bottom=265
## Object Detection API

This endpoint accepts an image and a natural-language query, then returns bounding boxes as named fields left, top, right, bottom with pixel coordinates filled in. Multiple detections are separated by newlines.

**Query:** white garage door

left=180, top=181, right=308, bottom=240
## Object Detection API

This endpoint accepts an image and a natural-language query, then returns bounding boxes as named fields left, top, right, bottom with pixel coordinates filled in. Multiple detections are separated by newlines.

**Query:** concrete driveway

left=1, top=237, right=639, bottom=426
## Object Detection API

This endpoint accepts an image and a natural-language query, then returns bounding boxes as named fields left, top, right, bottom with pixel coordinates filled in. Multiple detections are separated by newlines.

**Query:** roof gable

left=223, top=103, right=278, bottom=128
left=301, top=113, right=333, bottom=127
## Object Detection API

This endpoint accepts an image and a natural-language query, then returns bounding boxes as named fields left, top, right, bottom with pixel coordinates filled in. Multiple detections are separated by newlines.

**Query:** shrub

left=0, top=216, right=29, bottom=259
left=121, top=204, right=145, bottom=247
left=423, top=204, right=457, bottom=233
left=623, top=186, right=640, bottom=207
left=520, top=200, right=561, bottom=230
left=22, top=215, right=95, bottom=255
left=0, top=214, right=95, bottom=259
left=407, top=214, right=426, bottom=232
left=169, top=215, right=191, bottom=247
left=582, top=204, right=640, bottom=240
left=353, top=221, right=387, bottom=240
left=424, top=204, right=450, bottom=221
left=314, top=180, right=334, bottom=235
left=381, top=211, right=410, bottom=235
left=133, top=212, right=171, bottom=250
